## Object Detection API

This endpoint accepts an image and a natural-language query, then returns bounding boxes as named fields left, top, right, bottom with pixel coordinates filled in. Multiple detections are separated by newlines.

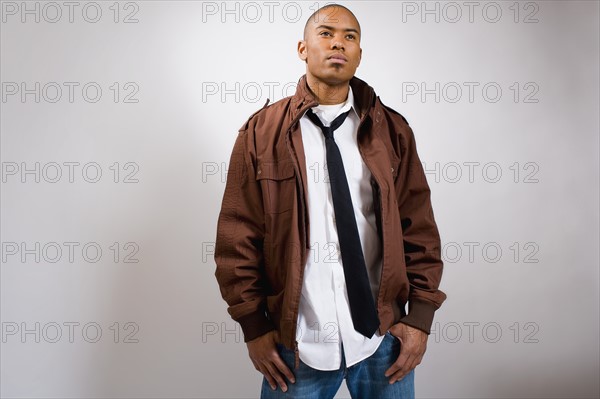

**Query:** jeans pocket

left=386, top=331, right=401, bottom=348
left=275, top=343, right=296, bottom=371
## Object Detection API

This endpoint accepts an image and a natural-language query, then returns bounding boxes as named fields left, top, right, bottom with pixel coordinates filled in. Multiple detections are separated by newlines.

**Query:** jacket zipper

left=284, top=101, right=317, bottom=370
left=294, top=341, right=300, bottom=369
left=356, top=108, right=385, bottom=333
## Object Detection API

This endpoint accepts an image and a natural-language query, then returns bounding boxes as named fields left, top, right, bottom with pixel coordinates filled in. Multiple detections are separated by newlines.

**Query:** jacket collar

left=288, top=74, right=376, bottom=129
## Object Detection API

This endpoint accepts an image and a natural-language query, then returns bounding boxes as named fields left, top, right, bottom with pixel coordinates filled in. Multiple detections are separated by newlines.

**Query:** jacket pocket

left=256, top=160, right=296, bottom=214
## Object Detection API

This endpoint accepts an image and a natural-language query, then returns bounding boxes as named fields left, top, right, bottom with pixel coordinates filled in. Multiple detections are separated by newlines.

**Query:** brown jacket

left=214, top=74, right=446, bottom=367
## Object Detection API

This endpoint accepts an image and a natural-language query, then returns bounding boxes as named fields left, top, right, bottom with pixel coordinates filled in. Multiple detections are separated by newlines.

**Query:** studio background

left=1, top=1, right=598, bottom=398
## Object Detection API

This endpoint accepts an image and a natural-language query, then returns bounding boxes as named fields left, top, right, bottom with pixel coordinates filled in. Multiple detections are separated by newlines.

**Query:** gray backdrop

left=1, top=1, right=599, bottom=398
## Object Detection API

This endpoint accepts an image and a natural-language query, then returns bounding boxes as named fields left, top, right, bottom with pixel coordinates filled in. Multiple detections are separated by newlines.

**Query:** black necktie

left=305, top=108, right=380, bottom=338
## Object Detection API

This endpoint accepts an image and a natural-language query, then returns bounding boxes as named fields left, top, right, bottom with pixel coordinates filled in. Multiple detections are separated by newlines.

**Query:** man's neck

left=306, top=74, right=351, bottom=105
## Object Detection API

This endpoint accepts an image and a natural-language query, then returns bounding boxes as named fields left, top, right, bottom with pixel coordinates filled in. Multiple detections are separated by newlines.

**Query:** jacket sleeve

left=214, top=129, right=275, bottom=342
left=394, top=121, right=447, bottom=335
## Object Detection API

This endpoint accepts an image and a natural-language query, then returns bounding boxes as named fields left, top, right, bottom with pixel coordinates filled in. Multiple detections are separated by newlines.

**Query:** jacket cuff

left=398, top=299, right=438, bottom=335
left=237, top=309, right=276, bottom=342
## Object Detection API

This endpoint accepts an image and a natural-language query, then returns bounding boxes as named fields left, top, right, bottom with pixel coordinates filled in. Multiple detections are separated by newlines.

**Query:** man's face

left=298, top=6, right=362, bottom=87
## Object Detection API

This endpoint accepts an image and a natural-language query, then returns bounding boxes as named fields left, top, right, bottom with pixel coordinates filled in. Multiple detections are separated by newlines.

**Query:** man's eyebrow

left=314, top=25, right=360, bottom=35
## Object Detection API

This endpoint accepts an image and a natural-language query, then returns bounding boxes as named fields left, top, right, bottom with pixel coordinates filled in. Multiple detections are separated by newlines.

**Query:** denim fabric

left=260, top=331, right=415, bottom=399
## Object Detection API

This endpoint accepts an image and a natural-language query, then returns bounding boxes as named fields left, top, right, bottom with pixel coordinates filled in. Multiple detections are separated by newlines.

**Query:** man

left=214, top=4, right=446, bottom=398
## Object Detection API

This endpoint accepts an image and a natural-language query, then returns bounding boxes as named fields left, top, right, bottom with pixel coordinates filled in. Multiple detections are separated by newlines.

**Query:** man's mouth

left=328, top=54, right=348, bottom=64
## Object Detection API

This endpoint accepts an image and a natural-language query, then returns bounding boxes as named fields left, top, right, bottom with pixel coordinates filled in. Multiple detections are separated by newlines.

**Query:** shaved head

left=297, top=3, right=362, bottom=103
left=303, top=4, right=361, bottom=40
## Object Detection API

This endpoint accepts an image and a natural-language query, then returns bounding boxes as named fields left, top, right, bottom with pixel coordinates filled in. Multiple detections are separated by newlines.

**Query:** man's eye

left=320, top=31, right=331, bottom=36
left=346, top=34, right=355, bottom=39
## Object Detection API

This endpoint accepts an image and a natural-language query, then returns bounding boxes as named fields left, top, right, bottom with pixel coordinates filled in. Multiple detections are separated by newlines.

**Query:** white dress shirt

left=296, top=86, right=385, bottom=371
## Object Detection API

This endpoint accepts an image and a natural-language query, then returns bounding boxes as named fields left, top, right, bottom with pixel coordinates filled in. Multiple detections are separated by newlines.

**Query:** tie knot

left=306, top=108, right=351, bottom=141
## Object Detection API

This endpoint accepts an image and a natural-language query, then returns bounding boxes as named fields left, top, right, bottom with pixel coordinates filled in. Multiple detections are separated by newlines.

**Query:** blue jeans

left=260, top=331, right=415, bottom=399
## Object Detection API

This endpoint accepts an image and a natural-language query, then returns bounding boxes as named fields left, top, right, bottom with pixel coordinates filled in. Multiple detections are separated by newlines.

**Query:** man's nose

left=331, top=40, right=344, bottom=50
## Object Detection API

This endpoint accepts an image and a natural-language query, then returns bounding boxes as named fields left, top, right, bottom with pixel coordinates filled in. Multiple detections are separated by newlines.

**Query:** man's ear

left=297, top=40, right=307, bottom=62
left=357, top=47, right=362, bottom=68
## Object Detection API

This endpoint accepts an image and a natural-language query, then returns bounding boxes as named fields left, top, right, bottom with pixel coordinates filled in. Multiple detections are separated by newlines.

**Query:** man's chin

left=313, top=72, right=354, bottom=86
